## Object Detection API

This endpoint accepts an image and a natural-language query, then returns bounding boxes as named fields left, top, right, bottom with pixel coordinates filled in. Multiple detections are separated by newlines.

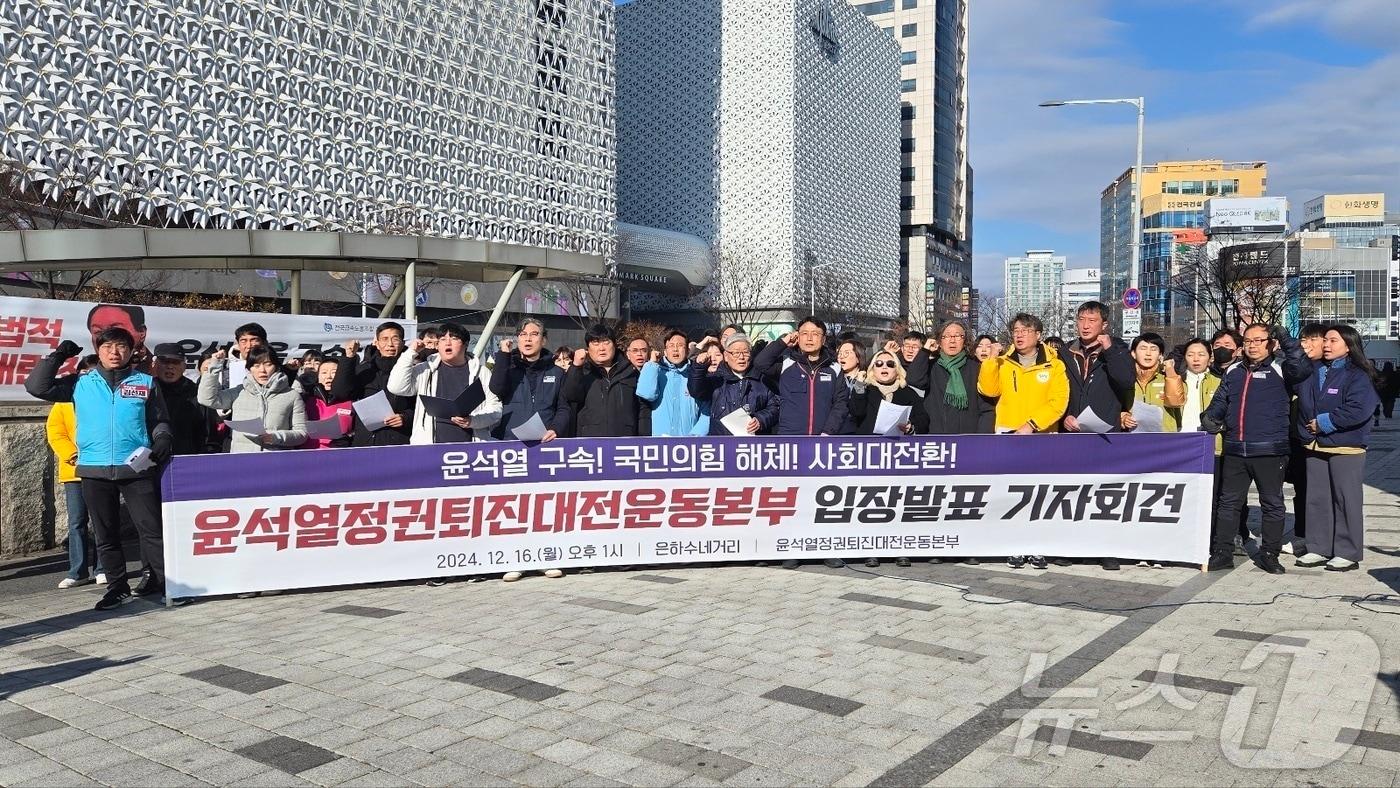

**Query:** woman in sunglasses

left=853, top=351, right=928, bottom=569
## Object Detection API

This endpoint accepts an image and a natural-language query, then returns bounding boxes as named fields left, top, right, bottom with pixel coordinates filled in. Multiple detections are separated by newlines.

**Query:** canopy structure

left=0, top=227, right=607, bottom=356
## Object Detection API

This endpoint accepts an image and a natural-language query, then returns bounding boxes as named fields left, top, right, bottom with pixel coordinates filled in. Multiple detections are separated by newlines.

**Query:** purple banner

left=163, top=433, right=1215, bottom=504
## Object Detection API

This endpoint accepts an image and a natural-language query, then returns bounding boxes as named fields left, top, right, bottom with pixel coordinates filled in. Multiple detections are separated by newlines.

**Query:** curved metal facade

left=0, top=0, right=616, bottom=256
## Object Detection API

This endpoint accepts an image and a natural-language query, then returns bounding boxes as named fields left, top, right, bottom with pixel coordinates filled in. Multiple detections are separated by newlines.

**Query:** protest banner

left=0, top=295, right=412, bottom=399
left=162, top=433, right=1215, bottom=598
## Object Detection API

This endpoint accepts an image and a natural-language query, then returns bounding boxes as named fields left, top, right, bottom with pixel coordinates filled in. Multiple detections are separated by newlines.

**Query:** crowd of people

left=24, top=301, right=1394, bottom=610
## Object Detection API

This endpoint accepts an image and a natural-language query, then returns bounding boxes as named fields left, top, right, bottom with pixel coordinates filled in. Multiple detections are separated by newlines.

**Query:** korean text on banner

left=0, top=295, right=413, bottom=400
left=162, top=433, right=1216, bottom=598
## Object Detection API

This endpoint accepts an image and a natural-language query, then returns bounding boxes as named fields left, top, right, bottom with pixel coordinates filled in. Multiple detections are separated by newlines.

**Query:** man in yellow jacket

left=977, top=313, right=1070, bottom=434
left=45, top=356, right=100, bottom=588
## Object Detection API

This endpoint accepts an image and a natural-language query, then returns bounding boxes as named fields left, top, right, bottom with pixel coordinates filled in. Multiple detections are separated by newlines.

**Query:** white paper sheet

left=1130, top=401, right=1167, bottom=433
left=227, top=361, right=246, bottom=389
left=125, top=446, right=154, bottom=472
left=225, top=417, right=264, bottom=436
left=304, top=416, right=347, bottom=440
left=873, top=401, right=912, bottom=436
left=511, top=413, right=549, bottom=441
left=719, top=408, right=752, bottom=436
left=352, top=390, right=393, bottom=432
left=1074, top=407, right=1116, bottom=434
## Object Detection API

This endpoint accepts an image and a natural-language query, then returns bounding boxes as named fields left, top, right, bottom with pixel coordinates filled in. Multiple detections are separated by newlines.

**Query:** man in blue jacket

left=1201, top=323, right=1312, bottom=573
left=638, top=330, right=709, bottom=436
left=27, top=328, right=173, bottom=610
left=752, top=316, right=850, bottom=437
left=488, top=318, right=570, bottom=441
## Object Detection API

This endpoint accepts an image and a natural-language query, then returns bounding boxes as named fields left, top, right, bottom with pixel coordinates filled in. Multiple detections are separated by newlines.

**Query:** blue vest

left=73, top=370, right=155, bottom=467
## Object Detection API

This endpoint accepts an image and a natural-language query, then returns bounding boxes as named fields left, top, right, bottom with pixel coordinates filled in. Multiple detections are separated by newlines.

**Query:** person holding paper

left=488, top=318, right=571, bottom=442
left=1061, top=301, right=1133, bottom=437
left=389, top=322, right=502, bottom=444
left=351, top=322, right=415, bottom=446
left=688, top=332, right=778, bottom=437
left=1201, top=324, right=1312, bottom=573
left=300, top=356, right=357, bottom=449
left=199, top=346, right=308, bottom=452
left=637, top=329, right=709, bottom=437
left=851, top=351, right=926, bottom=436
left=27, top=328, right=173, bottom=610
left=1120, top=333, right=1185, bottom=433
left=563, top=323, right=650, bottom=438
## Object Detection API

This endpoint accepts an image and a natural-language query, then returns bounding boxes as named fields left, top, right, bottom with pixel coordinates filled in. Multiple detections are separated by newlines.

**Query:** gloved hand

left=54, top=340, right=82, bottom=360
left=150, top=435, right=173, bottom=465
left=1199, top=414, right=1224, bottom=434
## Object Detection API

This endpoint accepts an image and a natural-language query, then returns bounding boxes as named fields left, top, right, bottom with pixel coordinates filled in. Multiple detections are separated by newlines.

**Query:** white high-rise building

left=617, top=0, right=902, bottom=334
left=850, top=0, right=972, bottom=330
left=0, top=0, right=617, bottom=255
left=1004, top=250, right=1066, bottom=320
left=1060, top=268, right=1102, bottom=335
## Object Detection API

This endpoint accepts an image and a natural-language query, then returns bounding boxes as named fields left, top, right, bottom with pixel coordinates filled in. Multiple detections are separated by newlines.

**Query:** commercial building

left=851, top=0, right=972, bottom=330
left=1060, top=267, right=1101, bottom=334
left=1003, top=250, right=1065, bottom=321
left=1100, top=160, right=1268, bottom=333
left=1300, top=194, right=1400, bottom=248
left=0, top=0, right=616, bottom=256
left=617, top=0, right=902, bottom=336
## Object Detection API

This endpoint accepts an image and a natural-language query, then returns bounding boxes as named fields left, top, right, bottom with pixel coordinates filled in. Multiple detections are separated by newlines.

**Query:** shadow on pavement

left=0, top=655, right=149, bottom=700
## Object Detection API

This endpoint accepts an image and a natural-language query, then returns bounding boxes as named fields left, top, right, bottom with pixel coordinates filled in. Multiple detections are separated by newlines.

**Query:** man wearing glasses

left=488, top=318, right=570, bottom=442
left=922, top=320, right=994, bottom=435
left=1201, top=324, right=1311, bottom=573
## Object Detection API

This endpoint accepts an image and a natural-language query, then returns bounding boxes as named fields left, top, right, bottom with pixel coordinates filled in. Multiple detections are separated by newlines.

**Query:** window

left=900, top=78, right=917, bottom=92
left=902, top=23, right=917, bottom=37
left=900, top=196, right=916, bottom=210
left=900, top=104, right=915, bottom=120
left=900, top=51, right=917, bottom=65
left=854, top=0, right=895, bottom=14
left=901, top=137, right=916, bottom=153
left=900, top=166, right=916, bottom=181
left=902, top=0, right=917, bottom=8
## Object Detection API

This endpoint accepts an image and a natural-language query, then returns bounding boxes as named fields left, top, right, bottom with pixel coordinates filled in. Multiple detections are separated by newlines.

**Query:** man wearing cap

left=152, top=343, right=221, bottom=456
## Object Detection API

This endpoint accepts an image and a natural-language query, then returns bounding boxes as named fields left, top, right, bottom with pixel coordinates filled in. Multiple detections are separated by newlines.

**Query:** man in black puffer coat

left=562, top=324, right=650, bottom=437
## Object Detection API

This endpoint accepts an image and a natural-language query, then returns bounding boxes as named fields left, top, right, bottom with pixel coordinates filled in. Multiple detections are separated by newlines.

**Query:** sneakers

left=1256, top=552, right=1286, bottom=575
left=864, top=558, right=881, bottom=568
left=543, top=569, right=564, bottom=579
left=963, top=557, right=980, bottom=566
left=426, top=577, right=449, bottom=587
left=95, top=573, right=107, bottom=585
left=822, top=558, right=845, bottom=569
left=1101, top=557, right=1120, bottom=571
left=94, top=587, right=132, bottom=611
left=1295, top=552, right=1328, bottom=568
left=133, top=574, right=163, bottom=597
left=1136, top=561, right=1150, bottom=568
left=57, top=577, right=93, bottom=589
left=502, top=571, right=523, bottom=582
left=780, top=560, right=799, bottom=569
left=1050, top=557, right=1072, bottom=567
left=1029, top=555, right=1047, bottom=570
left=1324, top=557, right=1359, bottom=572
left=1207, top=552, right=1234, bottom=571
left=1007, top=556, right=1026, bottom=569
left=1280, top=540, right=1295, bottom=555
left=895, top=557, right=912, bottom=568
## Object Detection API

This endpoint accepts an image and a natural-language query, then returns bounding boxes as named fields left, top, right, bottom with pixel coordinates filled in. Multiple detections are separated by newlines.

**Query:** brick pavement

left=1, top=423, right=1398, bottom=787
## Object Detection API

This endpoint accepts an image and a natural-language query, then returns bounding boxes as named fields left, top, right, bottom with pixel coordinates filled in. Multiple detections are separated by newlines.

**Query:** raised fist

left=54, top=340, right=81, bottom=359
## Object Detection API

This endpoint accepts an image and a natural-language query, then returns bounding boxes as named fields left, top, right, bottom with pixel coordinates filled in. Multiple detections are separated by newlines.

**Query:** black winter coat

left=562, top=358, right=650, bottom=438
left=351, top=350, right=414, bottom=446
left=489, top=350, right=572, bottom=440
left=847, top=385, right=930, bottom=435
left=922, top=356, right=995, bottom=434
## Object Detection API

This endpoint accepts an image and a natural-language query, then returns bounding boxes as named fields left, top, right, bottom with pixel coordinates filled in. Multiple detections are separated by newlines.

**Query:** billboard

left=1302, top=193, right=1386, bottom=225
left=1206, top=197, right=1288, bottom=234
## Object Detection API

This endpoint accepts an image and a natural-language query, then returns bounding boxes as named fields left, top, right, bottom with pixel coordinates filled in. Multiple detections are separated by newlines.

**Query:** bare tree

left=977, top=295, right=1012, bottom=341
left=1168, top=235, right=1294, bottom=337
left=527, top=272, right=622, bottom=333
left=699, top=249, right=785, bottom=331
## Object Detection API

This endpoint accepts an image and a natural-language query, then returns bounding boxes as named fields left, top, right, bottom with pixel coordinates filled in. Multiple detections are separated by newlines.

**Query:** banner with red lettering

left=161, top=434, right=1216, bottom=598
left=0, top=295, right=410, bottom=398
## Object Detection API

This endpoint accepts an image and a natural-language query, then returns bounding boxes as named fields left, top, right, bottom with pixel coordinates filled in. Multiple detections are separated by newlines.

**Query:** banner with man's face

left=0, top=295, right=413, bottom=399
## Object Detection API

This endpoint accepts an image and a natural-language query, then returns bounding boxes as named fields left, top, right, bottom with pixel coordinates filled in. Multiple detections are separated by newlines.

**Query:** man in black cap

left=152, top=343, right=221, bottom=456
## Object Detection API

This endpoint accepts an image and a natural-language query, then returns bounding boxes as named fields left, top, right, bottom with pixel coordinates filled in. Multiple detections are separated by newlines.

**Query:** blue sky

left=967, top=0, right=1400, bottom=296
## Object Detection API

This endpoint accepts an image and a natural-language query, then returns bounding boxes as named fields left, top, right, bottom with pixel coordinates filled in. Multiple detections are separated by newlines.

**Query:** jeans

left=63, top=481, right=96, bottom=580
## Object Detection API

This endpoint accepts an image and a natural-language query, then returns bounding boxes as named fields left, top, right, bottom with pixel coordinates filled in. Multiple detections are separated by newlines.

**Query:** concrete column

left=0, top=403, right=56, bottom=557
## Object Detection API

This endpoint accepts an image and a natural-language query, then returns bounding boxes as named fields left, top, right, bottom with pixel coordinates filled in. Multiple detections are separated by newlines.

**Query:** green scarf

left=936, top=350, right=969, bottom=409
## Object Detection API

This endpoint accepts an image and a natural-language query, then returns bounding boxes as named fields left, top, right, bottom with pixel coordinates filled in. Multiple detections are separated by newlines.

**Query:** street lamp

left=809, top=260, right=838, bottom=316
left=1039, top=97, right=1146, bottom=314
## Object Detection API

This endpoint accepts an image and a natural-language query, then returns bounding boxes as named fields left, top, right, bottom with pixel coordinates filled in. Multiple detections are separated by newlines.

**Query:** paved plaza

left=2, top=426, right=1399, bottom=787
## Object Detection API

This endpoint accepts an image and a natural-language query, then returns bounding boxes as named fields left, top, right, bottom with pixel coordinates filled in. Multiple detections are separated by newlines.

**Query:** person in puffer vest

left=27, top=328, right=172, bottom=611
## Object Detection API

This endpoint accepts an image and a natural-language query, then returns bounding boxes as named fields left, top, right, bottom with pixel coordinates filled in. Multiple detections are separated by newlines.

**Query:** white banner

left=0, top=295, right=412, bottom=399
left=162, top=435, right=1215, bottom=598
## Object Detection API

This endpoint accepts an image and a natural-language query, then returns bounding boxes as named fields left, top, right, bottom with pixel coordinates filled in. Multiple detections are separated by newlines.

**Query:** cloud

left=968, top=0, right=1400, bottom=292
